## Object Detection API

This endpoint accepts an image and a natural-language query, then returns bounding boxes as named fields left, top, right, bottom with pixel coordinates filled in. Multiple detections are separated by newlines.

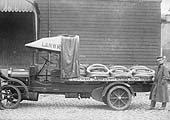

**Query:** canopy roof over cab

left=0, top=0, right=35, bottom=12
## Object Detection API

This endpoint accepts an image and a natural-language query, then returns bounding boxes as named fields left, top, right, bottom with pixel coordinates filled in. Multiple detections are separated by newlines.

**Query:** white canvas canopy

left=25, top=36, right=62, bottom=52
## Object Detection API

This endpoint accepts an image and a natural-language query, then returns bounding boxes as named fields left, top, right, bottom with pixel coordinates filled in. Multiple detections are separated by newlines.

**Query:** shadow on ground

left=19, top=101, right=111, bottom=110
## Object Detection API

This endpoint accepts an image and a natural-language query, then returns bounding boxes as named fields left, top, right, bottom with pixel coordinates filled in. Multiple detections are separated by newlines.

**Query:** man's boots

left=148, top=100, right=156, bottom=110
left=158, top=102, right=166, bottom=110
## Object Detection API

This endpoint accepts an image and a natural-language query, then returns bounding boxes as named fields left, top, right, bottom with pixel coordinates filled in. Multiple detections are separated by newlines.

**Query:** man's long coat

left=149, top=64, right=169, bottom=102
left=0, top=71, right=2, bottom=101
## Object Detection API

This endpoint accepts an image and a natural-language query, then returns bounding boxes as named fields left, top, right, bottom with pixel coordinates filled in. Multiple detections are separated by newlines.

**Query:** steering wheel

left=40, top=56, right=53, bottom=64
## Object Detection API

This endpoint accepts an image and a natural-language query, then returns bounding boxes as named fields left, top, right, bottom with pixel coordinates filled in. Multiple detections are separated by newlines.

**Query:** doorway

left=0, top=12, right=34, bottom=68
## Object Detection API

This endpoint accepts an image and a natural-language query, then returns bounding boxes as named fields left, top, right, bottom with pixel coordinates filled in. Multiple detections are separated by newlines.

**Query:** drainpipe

left=33, top=7, right=38, bottom=64
left=48, top=0, right=51, bottom=37
left=47, top=0, right=51, bottom=62
left=25, top=0, right=39, bottom=64
left=34, top=9, right=38, bottom=41
left=25, top=0, right=38, bottom=41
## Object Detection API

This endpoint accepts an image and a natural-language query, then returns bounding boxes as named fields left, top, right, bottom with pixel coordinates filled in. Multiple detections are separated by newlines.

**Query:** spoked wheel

left=1, top=85, right=21, bottom=109
left=107, top=86, right=132, bottom=110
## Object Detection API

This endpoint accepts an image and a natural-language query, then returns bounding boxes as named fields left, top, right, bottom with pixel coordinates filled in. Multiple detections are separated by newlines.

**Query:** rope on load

left=109, top=65, right=132, bottom=78
left=129, top=65, right=155, bottom=78
left=87, top=64, right=110, bottom=77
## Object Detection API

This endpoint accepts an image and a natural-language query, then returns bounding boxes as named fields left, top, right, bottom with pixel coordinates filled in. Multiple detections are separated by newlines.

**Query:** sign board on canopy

left=25, top=36, right=62, bottom=52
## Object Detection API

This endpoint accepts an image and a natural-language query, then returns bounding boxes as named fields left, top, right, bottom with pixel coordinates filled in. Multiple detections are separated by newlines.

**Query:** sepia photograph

left=0, top=0, right=170, bottom=120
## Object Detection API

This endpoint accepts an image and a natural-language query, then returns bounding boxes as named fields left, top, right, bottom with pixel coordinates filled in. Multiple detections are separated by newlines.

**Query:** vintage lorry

left=0, top=35, right=155, bottom=110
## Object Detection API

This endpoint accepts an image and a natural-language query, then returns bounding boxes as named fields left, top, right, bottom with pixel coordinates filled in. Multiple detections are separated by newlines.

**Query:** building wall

left=37, top=0, right=161, bottom=66
left=161, top=22, right=170, bottom=47
left=161, top=14, right=170, bottom=62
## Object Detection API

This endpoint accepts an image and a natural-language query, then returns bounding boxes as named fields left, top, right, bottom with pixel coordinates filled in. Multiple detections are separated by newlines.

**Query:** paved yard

left=0, top=92, right=170, bottom=120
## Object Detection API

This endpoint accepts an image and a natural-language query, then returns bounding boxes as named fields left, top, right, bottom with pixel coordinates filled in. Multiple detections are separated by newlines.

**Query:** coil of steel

left=109, top=65, right=132, bottom=78
left=129, top=65, right=155, bottom=78
left=86, top=64, right=110, bottom=77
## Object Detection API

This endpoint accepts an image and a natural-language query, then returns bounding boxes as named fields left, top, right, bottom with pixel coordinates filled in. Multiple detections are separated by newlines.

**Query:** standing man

left=149, top=56, right=169, bottom=110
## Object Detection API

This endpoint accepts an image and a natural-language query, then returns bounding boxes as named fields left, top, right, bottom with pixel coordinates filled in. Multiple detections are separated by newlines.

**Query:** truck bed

left=69, top=77, right=153, bottom=82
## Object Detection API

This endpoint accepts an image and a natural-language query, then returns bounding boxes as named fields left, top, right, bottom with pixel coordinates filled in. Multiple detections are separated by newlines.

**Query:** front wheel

left=106, top=85, right=132, bottom=110
left=1, top=85, right=21, bottom=109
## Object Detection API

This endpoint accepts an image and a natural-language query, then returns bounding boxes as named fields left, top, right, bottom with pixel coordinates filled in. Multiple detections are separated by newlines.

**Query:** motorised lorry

left=0, top=35, right=155, bottom=110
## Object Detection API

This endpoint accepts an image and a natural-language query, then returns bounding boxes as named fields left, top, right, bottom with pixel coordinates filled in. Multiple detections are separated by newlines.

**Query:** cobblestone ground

left=0, top=91, right=170, bottom=120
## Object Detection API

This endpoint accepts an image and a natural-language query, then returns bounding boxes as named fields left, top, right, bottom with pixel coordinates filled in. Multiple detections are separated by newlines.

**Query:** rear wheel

left=106, top=85, right=132, bottom=110
left=1, top=85, right=21, bottom=109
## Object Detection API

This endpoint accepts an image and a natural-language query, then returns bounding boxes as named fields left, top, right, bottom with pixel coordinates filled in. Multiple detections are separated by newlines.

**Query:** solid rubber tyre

left=106, top=85, right=132, bottom=110
left=1, top=85, right=21, bottom=109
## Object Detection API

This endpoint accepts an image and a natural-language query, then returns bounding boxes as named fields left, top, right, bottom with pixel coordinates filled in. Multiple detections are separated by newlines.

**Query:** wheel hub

left=7, top=95, right=11, bottom=99
left=118, top=96, right=121, bottom=100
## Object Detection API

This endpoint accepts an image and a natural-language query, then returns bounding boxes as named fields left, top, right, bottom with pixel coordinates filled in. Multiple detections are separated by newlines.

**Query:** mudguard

left=0, top=72, right=29, bottom=98
left=91, top=87, right=104, bottom=102
left=102, top=82, right=135, bottom=98
left=7, top=78, right=29, bottom=97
